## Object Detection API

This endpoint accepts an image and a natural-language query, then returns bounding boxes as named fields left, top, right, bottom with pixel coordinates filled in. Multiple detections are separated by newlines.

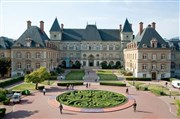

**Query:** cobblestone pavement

left=4, top=81, right=179, bottom=119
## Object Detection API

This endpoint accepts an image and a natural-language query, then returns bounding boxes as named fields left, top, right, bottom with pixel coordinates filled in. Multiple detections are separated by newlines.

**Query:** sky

left=0, top=0, right=179, bottom=40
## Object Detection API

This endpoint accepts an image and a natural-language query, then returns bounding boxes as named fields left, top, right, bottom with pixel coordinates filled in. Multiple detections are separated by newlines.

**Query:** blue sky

left=0, top=0, right=179, bottom=39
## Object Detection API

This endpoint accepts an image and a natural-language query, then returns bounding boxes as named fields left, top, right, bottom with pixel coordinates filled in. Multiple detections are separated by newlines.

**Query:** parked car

left=172, top=80, right=180, bottom=89
left=12, top=92, right=21, bottom=103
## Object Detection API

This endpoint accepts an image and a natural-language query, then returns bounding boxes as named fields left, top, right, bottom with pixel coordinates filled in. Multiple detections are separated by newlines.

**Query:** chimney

left=61, top=24, right=64, bottom=30
left=27, top=20, right=31, bottom=29
left=152, top=22, right=156, bottom=29
left=139, top=22, right=143, bottom=35
left=40, top=21, right=44, bottom=32
left=119, top=24, right=122, bottom=31
left=148, top=24, right=151, bottom=27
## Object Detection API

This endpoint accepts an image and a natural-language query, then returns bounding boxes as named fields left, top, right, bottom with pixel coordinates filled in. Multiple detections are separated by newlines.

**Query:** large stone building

left=124, top=22, right=171, bottom=79
left=0, top=18, right=179, bottom=79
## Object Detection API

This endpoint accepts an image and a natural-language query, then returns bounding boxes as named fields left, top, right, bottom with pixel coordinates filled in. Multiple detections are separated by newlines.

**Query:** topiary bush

left=57, top=90, right=127, bottom=108
left=3, top=98, right=10, bottom=105
left=100, top=81, right=126, bottom=86
left=0, top=108, right=6, bottom=117
left=22, top=90, right=31, bottom=95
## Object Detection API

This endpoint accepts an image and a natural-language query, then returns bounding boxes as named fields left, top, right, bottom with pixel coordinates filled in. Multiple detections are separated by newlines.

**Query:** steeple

left=50, top=18, right=62, bottom=40
left=122, top=18, right=133, bottom=32
left=50, top=17, right=61, bottom=32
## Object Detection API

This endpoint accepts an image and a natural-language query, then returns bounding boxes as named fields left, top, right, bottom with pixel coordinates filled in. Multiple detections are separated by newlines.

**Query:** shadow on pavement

left=62, top=112, right=76, bottom=115
left=136, top=110, right=152, bottom=113
left=4, top=110, right=39, bottom=118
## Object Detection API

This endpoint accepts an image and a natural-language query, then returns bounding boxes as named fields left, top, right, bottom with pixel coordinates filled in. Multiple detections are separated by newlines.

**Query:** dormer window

left=151, top=38, right=157, bottom=48
left=36, top=43, right=40, bottom=47
left=25, top=37, right=32, bottom=47
left=161, top=44, right=166, bottom=48
left=142, top=44, right=147, bottom=48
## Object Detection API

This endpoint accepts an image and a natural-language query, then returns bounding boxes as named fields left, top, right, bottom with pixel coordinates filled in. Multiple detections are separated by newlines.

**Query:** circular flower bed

left=56, top=90, right=127, bottom=108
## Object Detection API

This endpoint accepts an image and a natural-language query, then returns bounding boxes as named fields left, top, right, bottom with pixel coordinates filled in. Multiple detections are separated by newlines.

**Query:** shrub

left=137, top=86, right=149, bottom=91
left=100, top=82, right=126, bottom=86
left=48, top=76, right=57, bottom=80
left=57, top=82, right=83, bottom=86
left=161, top=78, right=170, bottom=82
left=3, top=98, right=10, bottom=105
left=0, top=108, right=6, bottom=117
left=37, top=86, right=45, bottom=90
left=150, top=89, right=166, bottom=96
left=22, top=90, right=31, bottom=95
left=50, top=71, right=58, bottom=76
left=0, top=77, right=24, bottom=88
left=126, top=77, right=151, bottom=81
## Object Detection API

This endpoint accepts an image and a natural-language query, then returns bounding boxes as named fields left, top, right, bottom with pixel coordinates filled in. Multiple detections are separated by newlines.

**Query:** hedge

left=0, top=108, right=6, bottom=118
left=48, top=76, right=57, bottom=80
left=161, top=78, right=170, bottom=82
left=0, top=77, right=24, bottom=88
left=100, top=82, right=126, bottom=86
left=126, top=77, right=151, bottom=81
left=57, top=82, right=83, bottom=86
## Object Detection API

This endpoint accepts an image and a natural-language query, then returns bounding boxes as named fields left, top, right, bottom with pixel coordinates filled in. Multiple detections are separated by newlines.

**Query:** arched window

left=17, top=62, right=21, bottom=69
left=16, top=52, right=22, bottom=58
left=96, top=44, right=100, bottom=50
left=27, top=62, right=31, bottom=69
left=36, top=63, right=40, bottom=69
left=26, top=52, right=31, bottom=58
left=109, top=45, right=114, bottom=50
left=36, top=52, right=40, bottom=58
left=152, top=54, right=156, bottom=60
left=152, top=64, right=156, bottom=70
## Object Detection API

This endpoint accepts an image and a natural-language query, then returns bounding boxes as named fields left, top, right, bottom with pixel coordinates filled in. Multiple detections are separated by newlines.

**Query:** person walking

left=43, top=88, right=46, bottom=95
left=86, top=83, right=88, bottom=88
left=133, top=101, right=137, bottom=112
left=59, top=103, right=63, bottom=114
left=126, top=88, right=129, bottom=94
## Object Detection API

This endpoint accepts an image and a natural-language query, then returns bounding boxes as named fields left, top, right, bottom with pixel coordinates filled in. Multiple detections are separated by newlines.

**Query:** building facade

left=124, top=22, right=171, bottom=80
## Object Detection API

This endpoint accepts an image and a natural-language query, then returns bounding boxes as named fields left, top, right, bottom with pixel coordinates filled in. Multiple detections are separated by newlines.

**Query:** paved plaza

left=3, top=80, right=179, bottom=119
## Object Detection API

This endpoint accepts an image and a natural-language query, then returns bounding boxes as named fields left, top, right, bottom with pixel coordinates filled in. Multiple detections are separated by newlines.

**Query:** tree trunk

left=35, top=83, right=38, bottom=90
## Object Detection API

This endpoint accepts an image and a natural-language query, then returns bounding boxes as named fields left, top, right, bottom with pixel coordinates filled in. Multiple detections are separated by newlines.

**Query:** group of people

left=66, top=84, right=74, bottom=90
left=86, top=83, right=91, bottom=88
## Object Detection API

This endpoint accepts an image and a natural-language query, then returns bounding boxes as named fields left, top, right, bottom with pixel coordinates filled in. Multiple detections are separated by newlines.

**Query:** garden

left=57, top=90, right=127, bottom=108
left=97, top=70, right=118, bottom=81
left=65, top=70, right=85, bottom=80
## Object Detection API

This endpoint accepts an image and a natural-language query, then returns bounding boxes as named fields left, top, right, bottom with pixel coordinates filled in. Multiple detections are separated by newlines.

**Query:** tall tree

left=0, top=58, right=11, bottom=77
left=25, top=67, right=50, bottom=89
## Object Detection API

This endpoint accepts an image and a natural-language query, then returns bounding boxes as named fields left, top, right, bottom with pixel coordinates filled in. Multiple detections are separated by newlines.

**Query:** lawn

left=65, top=70, right=85, bottom=80
left=11, top=83, right=36, bottom=91
left=40, top=80, right=55, bottom=85
left=97, top=70, right=117, bottom=81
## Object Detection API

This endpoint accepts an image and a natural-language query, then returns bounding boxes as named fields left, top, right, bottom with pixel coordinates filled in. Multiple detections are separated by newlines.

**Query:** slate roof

left=134, top=26, right=169, bottom=48
left=167, top=37, right=180, bottom=50
left=50, top=18, right=61, bottom=32
left=122, top=19, right=133, bottom=32
left=13, top=26, right=49, bottom=48
left=0, top=37, right=14, bottom=49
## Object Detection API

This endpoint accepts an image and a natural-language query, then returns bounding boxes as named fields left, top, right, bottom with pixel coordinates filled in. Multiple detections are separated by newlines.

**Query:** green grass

left=100, top=81, right=126, bottom=86
left=40, top=80, right=55, bottom=85
left=57, top=90, right=127, bottom=108
left=11, top=83, right=36, bottom=91
left=66, top=70, right=85, bottom=80
left=97, top=70, right=117, bottom=81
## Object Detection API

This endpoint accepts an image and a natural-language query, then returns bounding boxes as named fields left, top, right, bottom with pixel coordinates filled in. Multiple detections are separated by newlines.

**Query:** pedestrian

left=66, top=84, right=69, bottom=90
left=126, top=88, right=129, bottom=94
left=72, top=84, right=74, bottom=90
left=86, top=83, right=88, bottom=88
left=43, top=88, right=46, bottom=95
left=165, top=82, right=168, bottom=87
left=133, top=101, right=137, bottom=112
left=89, top=83, right=91, bottom=87
left=59, top=103, right=63, bottom=114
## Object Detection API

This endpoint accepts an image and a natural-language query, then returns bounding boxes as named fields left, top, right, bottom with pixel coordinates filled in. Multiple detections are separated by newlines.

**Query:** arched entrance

left=151, top=72, right=156, bottom=80
left=88, top=54, right=94, bottom=67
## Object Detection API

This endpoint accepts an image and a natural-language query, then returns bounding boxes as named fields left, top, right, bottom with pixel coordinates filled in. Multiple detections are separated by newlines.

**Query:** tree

left=0, top=58, right=11, bottom=77
left=100, top=61, right=108, bottom=69
left=115, top=61, right=121, bottom=69
left=74, top=61, right=81, bottom=69
left=25, top=67, right=50, bottom=89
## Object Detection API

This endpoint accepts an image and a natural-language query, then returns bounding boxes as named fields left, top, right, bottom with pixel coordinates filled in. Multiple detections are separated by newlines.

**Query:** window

left=161, top=54, right=165, bottom=59
left=16, top=52, right=22, bottom=58
left=115, top=45, right=120, bottom=50
left=161, top=74, right=165, bottom=78
left=83, top=61, right=86, bottom=66
left=83, top=54, right=86, bottom=58
left=0, top=53, right=4, bottom=58
left=109, top=45, right=113, bottom=50
left=26, top=52, right=31, bottom=58
left=143, top=74, right=146, bottom=78
left=96, top=61, right=99, bottom=66
left=82, top=44, right=87, bottom=50
left=17, top=62, right=21, bottom=69
left=54, top=35, right=56, bottom=38
left=152, top=64, right=156, bottom=70
left=96, top=45, right=100, bottom=50
left=36, top=63, right=40, bottom=69
left=69, top=45, right=74, bottom=50
left=161, top=64, right=165, bottom=70
left=151, top=38, right=157, bottom=48
left=36, top=52, right=40, bottom=58
left=63, top=45, right=67, bottom=50
left=142, top=64, right=147, bottom=70
left=152, top=54, right=156, bottom=60
left=27, top=63, right=31, bottom=69
left=103, top=45, right=107, bottom=50
left=142, top=54, right=147, bottom=60
left=36, top=43, right=40, bottom=47
left=70, top=53, right=73, bottom=58
left=161, top=44, right=166, bottom=48
left=142, top=44, right=147, bottom=48
left=96, top=54, right=99, bottom=58
left=89, top=46, right=91, bottom=50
